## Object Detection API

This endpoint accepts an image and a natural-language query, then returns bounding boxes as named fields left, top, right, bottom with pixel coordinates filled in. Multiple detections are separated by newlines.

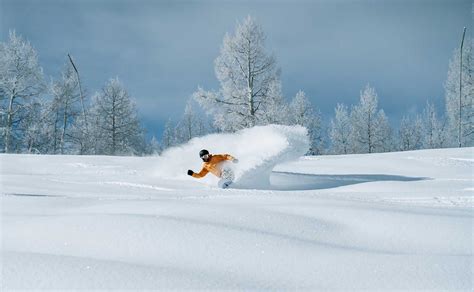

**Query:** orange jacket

left=192, top=154, right=235, bottom=178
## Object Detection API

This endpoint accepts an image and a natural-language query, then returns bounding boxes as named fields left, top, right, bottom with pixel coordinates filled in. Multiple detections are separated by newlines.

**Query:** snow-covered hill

left=1, top=126, right=472, bottom=290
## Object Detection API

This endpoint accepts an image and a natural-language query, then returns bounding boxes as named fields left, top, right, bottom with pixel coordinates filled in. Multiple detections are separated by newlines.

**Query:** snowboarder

left=187, top=149, right=239, bottom=188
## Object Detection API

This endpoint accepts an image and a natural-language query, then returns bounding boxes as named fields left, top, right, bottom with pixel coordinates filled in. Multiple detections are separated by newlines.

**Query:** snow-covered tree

left=398, top=115, right=423, bottom=151
left=49, top=62, right=82, bottom=154
left=86, top=104, right=103, bottom=154
left=261, top=80, right=289, bottom=125
left=70, top=108, right=93, bottom=155
left=193, top=16, right=284, bottom=131
left=444, top=37, right=473, bottom=147
left=19, top=100, right=44, bottom=153
left=376, top=110, right=394, bottom=153
left=308, top=110, right=325, bottom=155
left=66, top=54, right=91, bottom=155
left=175, top=100, right=208, bottom=145
left=398, top=116, right=413, bottom=151
left=289, top=90, right=323, bottom=155
left=421, top=101, right=447, bottom=149
left=0, top=31, right=45, bottom=152
left=350, top=84, right=392, bottom=153
left=330, top=103, right=351, bottom=154
left=148, top=135, right=161, bottom=155
left=161, top=118, right=177, bottom=150
left=90, top=78, right=144, bottom=155
left=289, top=91, right=312, bottom=126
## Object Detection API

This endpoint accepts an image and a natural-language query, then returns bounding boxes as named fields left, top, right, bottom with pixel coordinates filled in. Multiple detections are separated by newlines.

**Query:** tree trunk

left=367, top=111, right=372, bottom=153
left=60, top=103, right=68, bottom=154
left=112, top=96, right=116, bottom=155
left=4, top=94, right=15, bottom=153
left=247, top=40, right=255, bottom=126
left=53, top=109, right=60, bottom=153
left=458, top=27, right=466, bottom=147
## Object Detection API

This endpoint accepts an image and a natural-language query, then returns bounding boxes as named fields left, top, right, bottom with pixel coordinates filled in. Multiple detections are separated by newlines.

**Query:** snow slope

left=1, top=126, right=473, bottom=290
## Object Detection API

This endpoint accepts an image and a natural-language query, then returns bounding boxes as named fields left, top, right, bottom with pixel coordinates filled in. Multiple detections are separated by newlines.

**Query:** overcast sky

left=1, top=0, right=472, bottom=138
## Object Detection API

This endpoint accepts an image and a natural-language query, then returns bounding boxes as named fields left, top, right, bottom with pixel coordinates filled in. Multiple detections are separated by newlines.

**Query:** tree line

left=1, top=17, right=472, bottom=156
left=0, top=31, right=147, bottom=155
left=163, top=16, right=473, bottom=154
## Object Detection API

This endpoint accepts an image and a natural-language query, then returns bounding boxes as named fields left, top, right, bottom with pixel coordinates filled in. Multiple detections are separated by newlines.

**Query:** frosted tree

left=90, top=78, right=144, bottom=155
left=148, top=135, right=161, bottom=155
left=421, top=101, right=447, bottom=149
left=193, top=16, right=283, bottom=131
left=398, top=116, right=412, bottom=150
left=308, top=109, right=324, bottom=155
left=66, top=54, right=91, bottom=155
left=398, top=115, right=423, bottom=151
left=350, top=84, right=392, bottom=153
left=376, top=110, right=394, bottom=152
left=175, top=100, right=208, bottom=145
left=19, top=100, right=44, bottom=153
left=444, top=36, right=473, bottom=147
left=86, top=104, right=104, bottom=154
left=261, top=80, right=289, bottom=125
left=289, top=91, right=313, bottom=126
left=70, top=107, right=93, bottom=155
left=161, top=118, right=177, bottom=150
left=289, top=90, right=323, bottom=155
left=49, top=62, right=82, bottom=154
left=0, top=31, right=45, bottom=152
left=330, top=103, right=351, bottom=154
left=38, top=98, right=60, bottom=153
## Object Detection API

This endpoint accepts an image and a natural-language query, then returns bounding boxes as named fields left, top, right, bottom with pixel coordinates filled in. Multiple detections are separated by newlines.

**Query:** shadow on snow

left=266, top=171, right=429, bottom=191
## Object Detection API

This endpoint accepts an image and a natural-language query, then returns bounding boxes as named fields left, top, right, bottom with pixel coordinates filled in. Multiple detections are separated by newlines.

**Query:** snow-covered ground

left=1, top=126, right=473, bottom=290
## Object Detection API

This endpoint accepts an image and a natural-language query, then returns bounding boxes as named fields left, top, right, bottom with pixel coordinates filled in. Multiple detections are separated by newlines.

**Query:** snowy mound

left=155, top=125, right=310, bottom=188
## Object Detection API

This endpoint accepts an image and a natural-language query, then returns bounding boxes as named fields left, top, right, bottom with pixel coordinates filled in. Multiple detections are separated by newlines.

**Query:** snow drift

left=155, top=125, right=310, bottom=188
left=1, top=148, right=472, bottom=290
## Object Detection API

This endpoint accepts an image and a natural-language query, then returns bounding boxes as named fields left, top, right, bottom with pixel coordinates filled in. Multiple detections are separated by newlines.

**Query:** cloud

left=2, top=0, right=471, bottom=136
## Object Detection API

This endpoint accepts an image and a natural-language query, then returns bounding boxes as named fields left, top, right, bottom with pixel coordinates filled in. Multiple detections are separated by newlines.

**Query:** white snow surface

left=1, top=125, right=473, bottom=290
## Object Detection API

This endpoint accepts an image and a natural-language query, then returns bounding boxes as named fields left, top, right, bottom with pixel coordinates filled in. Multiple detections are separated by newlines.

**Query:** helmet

left=199, top=149, right=209, bottom=158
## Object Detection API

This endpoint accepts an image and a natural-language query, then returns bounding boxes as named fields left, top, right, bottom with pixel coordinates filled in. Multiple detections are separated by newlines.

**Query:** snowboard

left=218, top=179, right=233, bottom=189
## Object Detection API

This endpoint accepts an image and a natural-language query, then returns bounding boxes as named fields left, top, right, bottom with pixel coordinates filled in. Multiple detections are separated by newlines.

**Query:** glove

left=233, top=159, right=239, bottom=163
left=187, top=169, right=194, bottom=176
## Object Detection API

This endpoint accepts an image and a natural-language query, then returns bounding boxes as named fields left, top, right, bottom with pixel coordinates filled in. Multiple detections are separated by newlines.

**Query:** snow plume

left=155, top=125, right=310, bottom=188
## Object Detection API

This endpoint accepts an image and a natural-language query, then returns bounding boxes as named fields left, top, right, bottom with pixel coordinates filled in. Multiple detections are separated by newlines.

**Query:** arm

left=223, top=154, right=237, bottom=161
left=224, top=154, right=239, bottom=163
left=191, top=166, right=209, bottom=178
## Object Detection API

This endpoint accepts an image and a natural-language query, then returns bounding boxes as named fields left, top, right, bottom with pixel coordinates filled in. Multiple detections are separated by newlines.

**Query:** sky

left=1, top=0, right=472, bottom=139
